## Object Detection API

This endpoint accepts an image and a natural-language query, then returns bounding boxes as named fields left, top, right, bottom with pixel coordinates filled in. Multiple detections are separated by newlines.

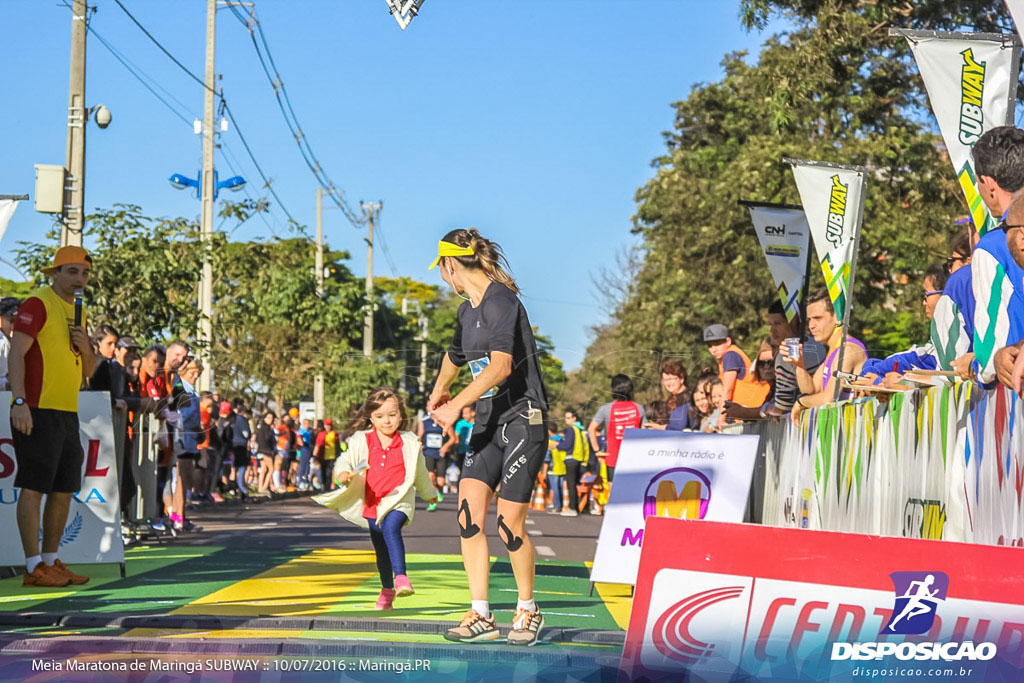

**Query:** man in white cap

left=8, top=246, right=96, bottom=587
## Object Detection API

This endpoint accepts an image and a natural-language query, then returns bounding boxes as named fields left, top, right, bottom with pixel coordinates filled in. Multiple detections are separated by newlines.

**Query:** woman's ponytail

left=442, top=228, right=519, bottom=294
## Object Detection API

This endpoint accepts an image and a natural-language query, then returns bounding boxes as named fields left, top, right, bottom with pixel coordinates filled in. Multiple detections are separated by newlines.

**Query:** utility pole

left=360, top=201, right=382, bottom=357
left=314, top=186, right=325, bottom=421
left=63, top=0, right=87, bottom=247
left=418, top=311, right=428, bottom=395
left=399, top=297, right=409, bottom=393
left=198, top=0, right=217, bottom=392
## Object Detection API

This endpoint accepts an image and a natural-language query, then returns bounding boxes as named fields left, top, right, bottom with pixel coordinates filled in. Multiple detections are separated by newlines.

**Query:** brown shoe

left=52, top=559, right=89, bottom=585
left=23, top=563, right=71, bottom=588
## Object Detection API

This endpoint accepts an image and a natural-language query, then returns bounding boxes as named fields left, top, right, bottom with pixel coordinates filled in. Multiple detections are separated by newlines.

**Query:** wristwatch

left=11, top=397, right=26, bottom=407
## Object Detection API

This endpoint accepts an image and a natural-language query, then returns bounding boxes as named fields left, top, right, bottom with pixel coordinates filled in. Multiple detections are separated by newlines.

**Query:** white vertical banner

left=0, top=392, right=125, bottom=567
left=0, top=199, right=18, bottom=246
left=785, top=159, right=867, bottom=324
left=743, top=202, right=811, bottom=323
left=1009, top=1, right=1024, bottom=43
left=892, top=29, right=1020, bottom=236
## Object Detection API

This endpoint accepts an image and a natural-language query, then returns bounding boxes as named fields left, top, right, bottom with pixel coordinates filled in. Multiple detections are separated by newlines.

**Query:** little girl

left=313, top=388, right=437, bottom=610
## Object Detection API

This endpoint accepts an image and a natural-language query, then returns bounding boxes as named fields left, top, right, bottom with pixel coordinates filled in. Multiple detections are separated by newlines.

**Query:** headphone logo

left=642, top=467, right=711, bottom=521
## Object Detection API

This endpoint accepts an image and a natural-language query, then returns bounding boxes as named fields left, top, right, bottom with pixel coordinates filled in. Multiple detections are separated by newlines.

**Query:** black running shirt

left=447, top=283, right=548, bottom=429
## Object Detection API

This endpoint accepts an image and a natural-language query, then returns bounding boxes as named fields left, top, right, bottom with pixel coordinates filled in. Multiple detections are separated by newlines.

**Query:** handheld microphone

left=73, top=289, right=83, bottom=327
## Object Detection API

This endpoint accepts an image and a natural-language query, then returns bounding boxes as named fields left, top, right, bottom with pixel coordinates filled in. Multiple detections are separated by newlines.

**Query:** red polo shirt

left=363, top=430, right=406, bottom=520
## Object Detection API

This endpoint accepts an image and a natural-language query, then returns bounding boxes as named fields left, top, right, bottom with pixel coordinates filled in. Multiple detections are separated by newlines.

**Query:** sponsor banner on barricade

left=753, top=384, right=973, bottom=542
left=589, top=429, right=758, bottom=586
left=746, top=203, right=811, bottom=322
left=787, top=160, right=866, bottom=322
left=623, top=518, right=1024, bottom=682
left=894, top=29, right=1020, bottom=236
left=0, top=391, right=125, bottom=566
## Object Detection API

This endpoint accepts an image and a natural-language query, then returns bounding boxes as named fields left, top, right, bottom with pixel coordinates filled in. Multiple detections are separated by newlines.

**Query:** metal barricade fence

left=744, top=382, right=1024, bottom=547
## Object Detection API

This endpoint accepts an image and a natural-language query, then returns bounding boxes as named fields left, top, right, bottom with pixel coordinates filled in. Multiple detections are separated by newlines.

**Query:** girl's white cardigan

left=312, top=429, right=435, bottom=528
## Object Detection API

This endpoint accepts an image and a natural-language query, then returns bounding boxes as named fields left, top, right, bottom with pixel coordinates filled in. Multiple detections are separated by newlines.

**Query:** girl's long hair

left=354, top=387, right=409, bottom=432
left=440, top=228, right=519, bottom=294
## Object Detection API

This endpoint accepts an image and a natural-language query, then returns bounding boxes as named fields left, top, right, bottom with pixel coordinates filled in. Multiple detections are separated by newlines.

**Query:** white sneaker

left=560, top=509, right=578, bottom=517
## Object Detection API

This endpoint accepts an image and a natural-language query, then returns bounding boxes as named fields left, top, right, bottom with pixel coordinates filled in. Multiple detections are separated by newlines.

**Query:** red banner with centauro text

left=623, top=518, right=1024, bottom=682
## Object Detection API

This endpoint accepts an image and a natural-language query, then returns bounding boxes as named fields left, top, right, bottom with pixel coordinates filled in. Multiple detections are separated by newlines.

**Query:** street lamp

left=167, top=171, right=245, bottom=199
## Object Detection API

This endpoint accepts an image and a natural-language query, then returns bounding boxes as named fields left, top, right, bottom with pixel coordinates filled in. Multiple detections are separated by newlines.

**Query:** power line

left=79, top=0, right=300, bottom=226
left=222, top=100, right=298, bottom=224
left=111, top=0, right=212, bottom=93
left=61, top=1, right=195, bottom=126
left=228, top=4, right=365, bottom=228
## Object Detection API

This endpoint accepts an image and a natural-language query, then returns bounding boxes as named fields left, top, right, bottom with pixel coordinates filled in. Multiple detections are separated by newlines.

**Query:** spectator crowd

left=6, top=127, right=1024, bottom=544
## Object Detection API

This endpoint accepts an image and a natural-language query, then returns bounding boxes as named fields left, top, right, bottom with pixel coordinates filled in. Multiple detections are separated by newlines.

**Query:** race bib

left=425, top=433, right=443, bottom=449
left=468, top=356, right=496, bottom=399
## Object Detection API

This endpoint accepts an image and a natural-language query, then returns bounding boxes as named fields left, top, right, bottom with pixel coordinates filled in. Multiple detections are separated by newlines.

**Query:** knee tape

left=496, top=514, right=524, bottom=552
left=458, top=499, right=481, bottom=539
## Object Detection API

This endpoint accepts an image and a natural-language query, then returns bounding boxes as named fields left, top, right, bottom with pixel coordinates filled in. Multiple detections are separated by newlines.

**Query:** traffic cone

left=531, top=483, right=546, bottom=511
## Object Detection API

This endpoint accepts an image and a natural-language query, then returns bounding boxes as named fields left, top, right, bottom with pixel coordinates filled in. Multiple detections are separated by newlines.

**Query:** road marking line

left=536, top=546, right=555, bottom=557
left=525, top=520, right=535, bottom=525
left=152, top=549, right=377, bottom=619
left=531, top=530, right=543, bottom=536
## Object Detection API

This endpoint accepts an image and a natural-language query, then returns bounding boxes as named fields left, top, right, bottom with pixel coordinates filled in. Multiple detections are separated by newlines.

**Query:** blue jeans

left=367, top=511, right=408, bottom=588
left=549, top=474, right=564, bottom=511
left=298, top=447, right=312, bottom=485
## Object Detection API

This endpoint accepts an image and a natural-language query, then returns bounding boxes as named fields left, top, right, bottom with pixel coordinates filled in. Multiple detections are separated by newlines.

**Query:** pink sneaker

left=211, top=492, right=224, bottom=503
left=375, top=588, right=396, bottom=610
left=394, top=574, right=414, bottom=597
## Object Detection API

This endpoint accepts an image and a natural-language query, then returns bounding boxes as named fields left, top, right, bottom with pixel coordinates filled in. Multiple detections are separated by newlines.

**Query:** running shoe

left=561, top=509, right=579, bottom=517
left=507, top=607, right=544, bottom=646
left=394, top=574, right=414, bottom=597
left=427, top=502, right=438, bottom=512
left=436, top=492, right=444, bottom=504
left=22, top=563, right=70, bottom=588
left=376, top=588, right=396, bottom=610
left=51, top=559, right=89, bottom=585
left=211, top=492, right=224, bottom=503
left=444, top=610, right=500, bottom=644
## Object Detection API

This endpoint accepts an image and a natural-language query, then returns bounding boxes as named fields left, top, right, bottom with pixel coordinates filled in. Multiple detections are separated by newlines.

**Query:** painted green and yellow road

left=0, top=545, right=631, bottom=644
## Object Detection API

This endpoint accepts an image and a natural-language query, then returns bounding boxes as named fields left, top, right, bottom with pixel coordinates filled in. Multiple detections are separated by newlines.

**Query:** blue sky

left=1, top=1, right=781, bottom=369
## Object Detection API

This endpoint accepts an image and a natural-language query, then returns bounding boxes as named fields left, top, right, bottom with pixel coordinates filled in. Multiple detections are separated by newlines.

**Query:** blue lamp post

left=168, top=171, right=246, bottom=199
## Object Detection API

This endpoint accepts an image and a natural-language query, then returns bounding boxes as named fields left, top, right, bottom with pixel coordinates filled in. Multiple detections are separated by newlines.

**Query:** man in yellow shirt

left=9, top=247, right=96, bottom=588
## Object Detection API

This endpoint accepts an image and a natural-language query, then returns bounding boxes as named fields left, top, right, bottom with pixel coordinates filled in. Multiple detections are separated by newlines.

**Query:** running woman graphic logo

left=651, top=586, right=745, bottom=665
left=883, top=571, right=949, bottom=635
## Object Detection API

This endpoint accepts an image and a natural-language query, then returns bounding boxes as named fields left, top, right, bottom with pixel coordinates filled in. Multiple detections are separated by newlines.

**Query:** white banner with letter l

left=590, top=429, right=759, bottom=586
left=893, top=29, right=1020, bottom=236
left=787, top=160, right=867, bottom=324
left=0, top=199, right=18, bottom=246
left=746, top=203, right=811, bottom=323
left=0, top=392, right=125, bottom=567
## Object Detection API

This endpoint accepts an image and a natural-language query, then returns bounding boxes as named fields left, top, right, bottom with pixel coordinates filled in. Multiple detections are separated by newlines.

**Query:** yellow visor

left=428, top=240, right=475, bottom=270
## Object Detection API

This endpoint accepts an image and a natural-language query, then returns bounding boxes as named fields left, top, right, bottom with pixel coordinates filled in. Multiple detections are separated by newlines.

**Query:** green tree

left=596, top=0, right=1016, bottom=408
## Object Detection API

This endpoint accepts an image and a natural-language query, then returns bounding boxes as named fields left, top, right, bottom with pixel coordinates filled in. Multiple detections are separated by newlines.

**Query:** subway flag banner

left=788, top=161, right=866, bottom=323
left=747, top=205, right=811, bottom=323
left=897, top=30, right=1019, bottom=236
left=0, top=392, right=125, bottom=567
left=589, top=430, right=758, bottom=586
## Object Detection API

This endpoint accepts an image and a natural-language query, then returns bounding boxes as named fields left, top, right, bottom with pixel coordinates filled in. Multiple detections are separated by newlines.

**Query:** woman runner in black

left=427, top=229, right=548, bottom=647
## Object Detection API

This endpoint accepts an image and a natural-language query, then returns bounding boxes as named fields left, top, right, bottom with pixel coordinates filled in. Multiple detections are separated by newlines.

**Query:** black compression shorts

left=461, top=414, right=546, bottom=503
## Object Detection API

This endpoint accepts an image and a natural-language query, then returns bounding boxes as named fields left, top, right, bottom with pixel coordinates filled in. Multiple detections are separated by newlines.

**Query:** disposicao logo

left=825, top=174, right=848, bottom=248
left=652, top=586, right=744, bottom=665
left=831, top=571, right=997, bottom=663
left=958, top=47, right=986, bottom=146
left=884, top=571, right=947, bottom=635
left=621, top=468, right=711, bottom=547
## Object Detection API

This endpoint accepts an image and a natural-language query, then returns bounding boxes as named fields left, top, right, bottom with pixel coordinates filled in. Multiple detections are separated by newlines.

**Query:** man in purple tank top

left=781, top=288, right=867, bottom=423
